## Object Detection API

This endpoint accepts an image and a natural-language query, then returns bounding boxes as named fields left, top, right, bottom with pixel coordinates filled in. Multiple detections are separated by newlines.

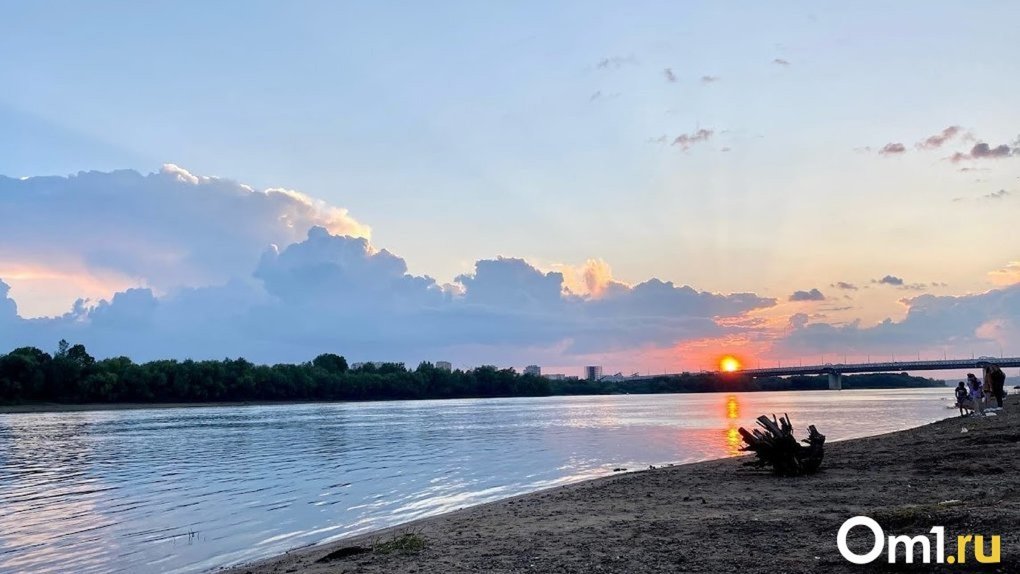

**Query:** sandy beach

left=222, top=395, right=1019, bottom=573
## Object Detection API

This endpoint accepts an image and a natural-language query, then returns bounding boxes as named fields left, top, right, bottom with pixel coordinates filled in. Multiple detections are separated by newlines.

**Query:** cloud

left=789, top=288, right=826, bottom=302
left=0, top=167, right=780, bottom=366
left=951, top=189, right=1010, bottom=203
left=664, top=68, right=677, bottom=83
left=0, top=165, right=370, bottom=312
left=878, top=142, right=906, bottom=155
left=596, top=56, right=636, bottom=70
left=671, top=128, right=714, bottom=150
left=700, top=75, right=719, bottom=83
left=989, top=261, right=1020, bottom=286
left=0, top=279, right=18, bottom=323
left=772, top=58, right=791, bottom=66
left=774, top=283, right=1020, bottom=355
left=916, top=126, right=966, bottom=150
left=831, top=281, right=858, bottom=291
left=873, top=275, right=904, bottom=286
left=554, top=259, right=615, bottom=298
left=950, top=141, right=1016, bottom=162
left=788, top=313, right=810, bottom=329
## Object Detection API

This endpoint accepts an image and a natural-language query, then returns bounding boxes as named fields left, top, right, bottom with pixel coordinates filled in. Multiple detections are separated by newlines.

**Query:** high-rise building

left=585, top=365, right=603, bottom=381
left=524, top=365, right=541, bottom=376
left=435, top=361, right=452, bottom=372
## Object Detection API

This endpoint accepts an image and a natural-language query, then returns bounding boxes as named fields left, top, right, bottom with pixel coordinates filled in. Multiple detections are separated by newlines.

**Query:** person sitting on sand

left=955, top=381, right=971, bottom=416
left=967, top=373, right=984, bottom=416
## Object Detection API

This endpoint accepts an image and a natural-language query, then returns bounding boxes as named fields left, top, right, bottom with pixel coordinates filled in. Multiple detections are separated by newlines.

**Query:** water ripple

left=0, top=389, right=948, bottom=573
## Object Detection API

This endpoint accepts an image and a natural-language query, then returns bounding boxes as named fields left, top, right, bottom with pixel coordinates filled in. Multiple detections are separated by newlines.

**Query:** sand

left=223, top=396, right=1020, bottom=573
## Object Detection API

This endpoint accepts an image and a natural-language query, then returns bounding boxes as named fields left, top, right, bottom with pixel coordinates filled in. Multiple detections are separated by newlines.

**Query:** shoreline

left=221, top=395, right=1019, bottom=573
left=0, top=386, right=946, bottom=415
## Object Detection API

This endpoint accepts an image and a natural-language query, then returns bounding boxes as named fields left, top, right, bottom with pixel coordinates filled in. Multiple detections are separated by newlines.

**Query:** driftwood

left=738, top=413, right=825, bottom=476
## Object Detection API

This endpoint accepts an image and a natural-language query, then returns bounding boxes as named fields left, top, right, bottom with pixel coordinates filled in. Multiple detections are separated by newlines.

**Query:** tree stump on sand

left=738, top=414, right=825, bottom=476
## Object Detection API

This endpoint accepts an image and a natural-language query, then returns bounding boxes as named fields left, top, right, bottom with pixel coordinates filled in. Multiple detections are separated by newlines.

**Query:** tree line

left=0, top=341, right=943, bottom=405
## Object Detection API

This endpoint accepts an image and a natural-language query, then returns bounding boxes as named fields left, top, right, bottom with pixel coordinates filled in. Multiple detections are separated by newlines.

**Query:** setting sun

left=719, top=355, right=742, bottom=372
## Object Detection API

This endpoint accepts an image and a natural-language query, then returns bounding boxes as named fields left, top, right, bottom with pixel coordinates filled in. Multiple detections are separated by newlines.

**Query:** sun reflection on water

left=723, top=395, right=743, bottom=455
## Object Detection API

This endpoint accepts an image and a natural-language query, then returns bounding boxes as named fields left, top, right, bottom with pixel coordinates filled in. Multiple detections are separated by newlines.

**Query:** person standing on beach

left=967, top=373, right=984, bottom=416
left=988, top=365, right=1006, bottom=409
left=982, top=369, right=994, bottom=407
left=955, top=381, right=970, bottom=416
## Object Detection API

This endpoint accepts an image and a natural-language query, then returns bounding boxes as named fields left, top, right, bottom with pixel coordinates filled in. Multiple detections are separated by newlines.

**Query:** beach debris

left=316, top=545, right=371, bottom=562
left=961, top=427, right=969, bottom=433
left=738, top=413, right=825, bottom=476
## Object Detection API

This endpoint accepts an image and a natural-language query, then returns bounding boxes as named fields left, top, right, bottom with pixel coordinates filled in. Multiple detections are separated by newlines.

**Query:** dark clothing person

left=990, top=366, right=1006, bottom=408
left=955, top=382, right=970, bottom=416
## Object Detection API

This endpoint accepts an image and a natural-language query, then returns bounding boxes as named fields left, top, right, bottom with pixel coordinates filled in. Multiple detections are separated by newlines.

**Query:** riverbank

left=224, top=396, right=1019, bottom=573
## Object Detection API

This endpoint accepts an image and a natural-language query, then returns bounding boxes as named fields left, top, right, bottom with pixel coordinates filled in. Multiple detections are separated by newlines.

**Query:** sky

left=1, top=1, right=1019, bottom=375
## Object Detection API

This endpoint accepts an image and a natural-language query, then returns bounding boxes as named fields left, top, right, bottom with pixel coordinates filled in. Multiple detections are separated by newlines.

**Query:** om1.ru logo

left=837, top=516, right=1000, bottom=565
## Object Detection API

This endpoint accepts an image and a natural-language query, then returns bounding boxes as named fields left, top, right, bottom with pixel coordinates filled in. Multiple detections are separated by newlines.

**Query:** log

left=738, top=414, right=825, bottom=476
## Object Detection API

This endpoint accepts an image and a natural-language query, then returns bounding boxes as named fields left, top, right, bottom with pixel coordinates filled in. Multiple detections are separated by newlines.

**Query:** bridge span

left=733, top=357, right=1020, bottom=390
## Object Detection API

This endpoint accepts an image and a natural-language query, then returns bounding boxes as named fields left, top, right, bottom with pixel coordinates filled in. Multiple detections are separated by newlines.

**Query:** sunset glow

left=719, top=356, right=742, bottom=372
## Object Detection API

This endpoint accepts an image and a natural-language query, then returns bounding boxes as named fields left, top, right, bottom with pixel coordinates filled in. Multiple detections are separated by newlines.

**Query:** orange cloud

left=552, top=258, right=615, bottom=298
left=0, top=262, right=141, bottom=318
left=988, top=261, right=1020, bottom=286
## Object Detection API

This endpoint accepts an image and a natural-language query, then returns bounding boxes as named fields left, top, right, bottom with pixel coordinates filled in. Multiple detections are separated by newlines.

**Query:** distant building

left=585, top=365, right=603, bottom=382
left=545, top=373, right=565, bottom=380
left=436, top=361, right=452, bottom=372
left=524, top=365, right=541, bottom=376
left=351, top=361, right=397, bottom=370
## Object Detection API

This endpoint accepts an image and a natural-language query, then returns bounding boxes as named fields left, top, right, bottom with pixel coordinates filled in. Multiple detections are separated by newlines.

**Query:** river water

left=0, top=388, right=952, bottom=573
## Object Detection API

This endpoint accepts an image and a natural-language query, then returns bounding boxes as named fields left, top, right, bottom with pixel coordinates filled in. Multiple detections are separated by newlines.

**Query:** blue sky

left=2, top=2, right=1019, bottom=371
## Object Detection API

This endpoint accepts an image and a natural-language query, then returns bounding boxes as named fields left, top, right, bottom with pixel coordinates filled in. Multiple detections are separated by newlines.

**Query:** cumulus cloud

left=0, top=168, right=780, bottom=365
left=983, top=189, right=1010, bottom=200
left=831, top=281, right=858, bottom=291
left=879, top=142, right=906, bottom=155
left=0, top=165, right=370, bottom=312
left=916, top=125, right=966, bottom=150
left=0, top=280, right=18, bottom=323
left=950, top=141, right=1016, bottom=162
left=554, top=259, right=615, bottom=298
left=775, top=283, right=1020, bottom=355
left=873, top=275, right=904, bottom=286
left=789, top=288, right=825, bottom=302
left=672, top=128, right=714, bottom=150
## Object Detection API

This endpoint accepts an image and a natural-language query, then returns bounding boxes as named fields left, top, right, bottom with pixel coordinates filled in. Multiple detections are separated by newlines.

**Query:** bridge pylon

left=827, top=371, right=842, bottom=390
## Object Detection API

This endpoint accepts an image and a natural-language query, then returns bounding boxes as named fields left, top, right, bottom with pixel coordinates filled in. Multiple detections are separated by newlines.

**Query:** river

left=0, top=388, right=952, bottom=573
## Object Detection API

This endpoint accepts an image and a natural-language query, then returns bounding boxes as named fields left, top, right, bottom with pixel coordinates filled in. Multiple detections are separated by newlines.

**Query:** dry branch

left=738, top=414, right=825, bottom=476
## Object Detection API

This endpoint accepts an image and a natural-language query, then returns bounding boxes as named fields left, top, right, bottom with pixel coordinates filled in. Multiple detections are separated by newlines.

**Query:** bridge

left=732, top=357, right=1020, bottom=390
